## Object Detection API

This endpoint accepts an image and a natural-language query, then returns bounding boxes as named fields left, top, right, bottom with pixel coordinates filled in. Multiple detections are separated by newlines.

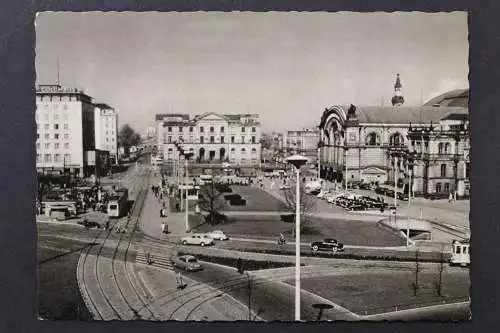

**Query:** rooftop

left=423, top=89, right=468, bottom=108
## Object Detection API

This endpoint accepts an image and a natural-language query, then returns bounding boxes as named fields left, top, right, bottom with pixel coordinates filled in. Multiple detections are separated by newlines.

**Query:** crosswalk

left=135, top=251, right=174, bottom=271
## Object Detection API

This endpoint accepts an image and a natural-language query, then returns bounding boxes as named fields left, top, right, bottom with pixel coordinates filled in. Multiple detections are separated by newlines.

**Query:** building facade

left=156, top=112, right=261, bottom=164
left=285, top=128, right=320, bottom=160
left=317, top=77, right=469, bottom=197
left=94, top=103, right=118, bottom=164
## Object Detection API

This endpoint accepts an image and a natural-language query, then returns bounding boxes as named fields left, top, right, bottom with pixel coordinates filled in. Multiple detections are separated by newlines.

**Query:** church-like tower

left=391, top=73, right=405, bottom=107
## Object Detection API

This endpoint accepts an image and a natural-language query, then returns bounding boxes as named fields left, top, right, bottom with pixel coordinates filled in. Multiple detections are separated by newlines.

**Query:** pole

left=394, top=156, right=398, bottom=224
left=180, top=156, right=184, bottom=211
left=344, top=149, right=348, bottom=191
left=185, top=157, right=189, bottom=232
left=317, top=147, right=321, bottom=180
left=295, top=167, right=301, bottom=321
left=407, top=162, right=411, bottom=247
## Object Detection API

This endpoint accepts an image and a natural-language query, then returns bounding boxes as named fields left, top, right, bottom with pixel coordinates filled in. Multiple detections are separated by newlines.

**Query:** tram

left=107, top=188, right=129, bottom=218
left=450, top=239, right=470, bottom=267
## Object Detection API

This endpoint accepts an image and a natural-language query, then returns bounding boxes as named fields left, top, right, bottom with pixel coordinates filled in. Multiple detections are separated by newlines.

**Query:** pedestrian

left=160, top=208, right=164, bottom=218
left=454, top=190, right=457, bottom=202
left=449, top=192, right=453, bottom=203
left=161, top=222, right=166, bottom=234
left=176, top=272, right=185, bottom=288
left=176, top=203, right=180, bottom=212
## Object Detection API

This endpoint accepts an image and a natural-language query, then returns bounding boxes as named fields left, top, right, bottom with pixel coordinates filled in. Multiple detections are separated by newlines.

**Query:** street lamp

left=183, top=151, right=194, bottom=233
left=406, top=152, right=415, bottom=247
left=284, top=154, right=309, bottom=322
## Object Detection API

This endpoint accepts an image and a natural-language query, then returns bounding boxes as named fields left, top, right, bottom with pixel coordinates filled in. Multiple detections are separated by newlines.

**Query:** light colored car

left=205, top=230, right=229, bottom=241
left=180, top=233, right=215, bottom=246
left=171, top=255, right=203, bottom=271
left=279, top=184, right=290, bottom=190
left=317, top=190, right=329, bottom=199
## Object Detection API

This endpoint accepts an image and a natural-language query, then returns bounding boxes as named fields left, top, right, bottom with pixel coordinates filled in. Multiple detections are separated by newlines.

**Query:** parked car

left=311, top=238, right=345, bottom=252
left=171, top=254, right=203, bottom=271
left=316, top=190, right=329, bottom=199
left=279, top=184, right=290, bottom=190
left=205, top=230, right=229, bottom=241
left=180, top=233, right=215, bottom=246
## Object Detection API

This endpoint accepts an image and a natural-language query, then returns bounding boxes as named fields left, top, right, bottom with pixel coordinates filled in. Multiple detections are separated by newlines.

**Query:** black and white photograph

left=35, top=11, right=470, bottom=321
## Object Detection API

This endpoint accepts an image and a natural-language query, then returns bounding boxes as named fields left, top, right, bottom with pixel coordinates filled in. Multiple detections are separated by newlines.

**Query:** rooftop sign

left=37, top=85, right=80, bottom=94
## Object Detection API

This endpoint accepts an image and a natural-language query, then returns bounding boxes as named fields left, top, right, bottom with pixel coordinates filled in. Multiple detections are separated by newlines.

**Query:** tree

left=434, top=244, right=445, bottom=297
left=281, top=182, right=317, bottom=237
left=410, top=249, right=420, bottom=296
left=118, top=124, right=141, bottom=155
left=197, top=182, right=225, bottom=225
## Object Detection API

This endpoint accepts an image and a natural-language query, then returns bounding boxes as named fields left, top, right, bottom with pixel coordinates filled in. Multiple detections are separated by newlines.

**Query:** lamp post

left=284, top=154, right=309, bottom=322
left=183, top=152, right=194, bottom=233
left=406, top=153, right=414, bottom=247
left=344, top=148, right=348, bottom=191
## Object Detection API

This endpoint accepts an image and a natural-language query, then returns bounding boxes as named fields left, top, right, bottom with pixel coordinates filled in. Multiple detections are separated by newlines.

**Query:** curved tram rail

left=80, top=166, right=157, bottom=320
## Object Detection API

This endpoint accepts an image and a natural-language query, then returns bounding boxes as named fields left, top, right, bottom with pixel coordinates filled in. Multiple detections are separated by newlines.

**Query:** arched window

left=441, top=164, right=447, bottom=177
left=389, top=133, right=404, bottom=146
left=365, top=132, right=380, bottom=146
left=230, top=148, right=235, bottom=152
left=438, top=143, right=444, bottom=154
left=251, top=148, right=257, bottom=153
left=241, top=148, right=246, bottom=153
left=445, top=143, right=451, bottom=154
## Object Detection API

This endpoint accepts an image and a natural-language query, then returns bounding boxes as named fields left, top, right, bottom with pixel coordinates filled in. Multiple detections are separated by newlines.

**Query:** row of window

left=36, top=142, right=70, bottom=150
left=37, top=123, right=69, bottom=131
left=166, top=147, right=258, bottom=153
left=365, top=133, right=405, bottom=146
left=36, top=153, right=71, bottom=163
left=166, top=126, right=257, bottom=133
left=438, top=143, right=453, bottom=154
left=435, top=182, right=451, bottom=193
left=164, top=135, right=257, bottom=144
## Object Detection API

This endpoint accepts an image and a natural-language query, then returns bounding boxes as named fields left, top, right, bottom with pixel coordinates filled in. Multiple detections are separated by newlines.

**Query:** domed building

left=318, top=75, right=469, bottom=198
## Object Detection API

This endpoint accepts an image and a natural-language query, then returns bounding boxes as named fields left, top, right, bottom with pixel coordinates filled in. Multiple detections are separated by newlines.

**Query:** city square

left=35, top=11, right=470, bottom=321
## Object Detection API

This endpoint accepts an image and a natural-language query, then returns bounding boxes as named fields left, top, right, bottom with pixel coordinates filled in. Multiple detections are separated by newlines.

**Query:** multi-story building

left=94, top=103, right=118, bottom=164
left=156, top=112, right=261, bottom=164
left=36, top=84, right=109, bottom=178
left=285, top=128, right=320, bottom=160
left=317, top=74, right=469, bottom=197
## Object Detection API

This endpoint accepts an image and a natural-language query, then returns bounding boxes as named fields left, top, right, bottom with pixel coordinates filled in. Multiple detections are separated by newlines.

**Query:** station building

left=318, top=75, right=469, bottom=198
left=156, top=112, right=261, bottom=165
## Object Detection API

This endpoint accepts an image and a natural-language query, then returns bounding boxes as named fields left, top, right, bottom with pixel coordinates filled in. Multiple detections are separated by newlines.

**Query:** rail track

left=79, top=163, right=157, bottom=320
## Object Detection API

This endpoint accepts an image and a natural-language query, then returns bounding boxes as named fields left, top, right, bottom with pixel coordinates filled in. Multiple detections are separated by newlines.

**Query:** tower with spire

left=391, top=73, right=405, bottom=107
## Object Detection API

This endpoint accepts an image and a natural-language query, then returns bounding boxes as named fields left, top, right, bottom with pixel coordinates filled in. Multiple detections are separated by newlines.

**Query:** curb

left=76, top=252, right=100, bottom=320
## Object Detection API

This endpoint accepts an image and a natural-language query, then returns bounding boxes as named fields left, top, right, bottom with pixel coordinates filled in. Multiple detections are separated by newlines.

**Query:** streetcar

left=107, top=188, right=129, bottom=218
left=450, top=239, right=470, bottom=267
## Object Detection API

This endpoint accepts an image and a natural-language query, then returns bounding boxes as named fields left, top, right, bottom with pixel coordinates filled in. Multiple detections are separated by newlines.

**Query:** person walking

left=449, top=192, right=453, bottom=204
left=161, top=222, right=166, bottom=234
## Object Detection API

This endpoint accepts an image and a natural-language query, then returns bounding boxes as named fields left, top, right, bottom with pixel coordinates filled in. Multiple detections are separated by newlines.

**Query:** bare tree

left=410, top=249, right=420, bottom=296
left=197, top=182, right=225, bottom=225
left=434, top=244, right=445, bottom=297
left=281, top=182, right=317, bottom=237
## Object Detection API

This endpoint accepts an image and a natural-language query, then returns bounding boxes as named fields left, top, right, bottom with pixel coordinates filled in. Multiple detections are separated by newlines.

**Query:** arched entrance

left=219, top=148, right=226, bottom=161
left=209, top=150, right=216, bottom=161
left=199, top=148, right=205, bottom=162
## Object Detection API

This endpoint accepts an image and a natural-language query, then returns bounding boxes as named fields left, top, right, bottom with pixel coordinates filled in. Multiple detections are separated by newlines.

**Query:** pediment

left=361, top=167, right=387, bottom=175
left=197, top=112, right=228, bottom=121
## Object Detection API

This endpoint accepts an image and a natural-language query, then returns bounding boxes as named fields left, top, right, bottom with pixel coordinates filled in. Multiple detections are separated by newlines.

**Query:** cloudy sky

left=35, top=12, right=468, bottom=134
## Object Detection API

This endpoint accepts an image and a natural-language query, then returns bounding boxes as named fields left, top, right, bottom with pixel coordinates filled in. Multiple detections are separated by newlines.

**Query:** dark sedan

left=311, top=238, right=345, bottom=253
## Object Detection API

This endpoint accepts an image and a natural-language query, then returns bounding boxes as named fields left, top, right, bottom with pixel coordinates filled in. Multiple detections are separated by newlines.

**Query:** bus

left=107, top=188, right=129, bottom=218
left=450, top=239, right=470, bottom=267
left=199, top=174, right=213, bottom=185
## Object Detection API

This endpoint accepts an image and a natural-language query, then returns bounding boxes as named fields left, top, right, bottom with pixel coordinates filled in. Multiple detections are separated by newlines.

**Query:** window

left=44, top=154, right=51, bottom=162
left=179, top=126, right=183, bottom=132
left=444, top=183, right=450, bottom=193
left=36, top=123, right=39, bottom=130
left=64, top=154, right=71, bottom=163
left=441, top=164, right=447, bottom=177
left=365, top=133, right=380, bottom=146
left=445, top=143, right=451, bottom=154
left=221, top=136, right=225, bottom=144
left=54, top=114, right=60, bottom=121
left=44, top=114, right=49, bottom=121
left=54, top=154, right=61, bottom=163
left=241, top=136, right=245, bottom=143
left=210, top=136, right=215, bottom=143
left=44, top=124, right=49, bottom=130
left=179, top=136, right=183, bottom=142
left=44, top=134, right=50, bottom=140
left=37, top=133, right=40, bottom=140
left=189, top=127, right=193, bottom=133
left=389, top=133, right=403, bottom=146
left=220, top=126, right=225, bottom=133
left=455, top=246, right=461, bottom=254
left=241, top=148, right=246, bottom=153
left=200, top=136, right=204, bottom=144
left=64, top=133, right=69, bottom=140
left=438, top=143, right=443, bottom=154
left=168, top=136, right=172, bottom=143
left=210, top=126, right=214, bottom=133
left=36, top=143, right=40, bottom=150
left=252, top=148, right=257, bottom=153
left=64, top=123, right=68, bottom=130
left=64, top=143, right=69, bottom=149
left=252, top=127, right=256, bottom=133
left=54, top=143, right=59, bottom=149
left=168, top=126, right=172, bottom=132
left=54, top=134, right=59, bottom=139
left=36, top=154, right=41, bottom=163
left=168, top=148, right=173, bottom=152
left=200, top=126, right=204, bottom=133
left=231, top=136, right=235, bottom=143
left=251, top=136, right=256, bottom=144
left=242, top=127, right=245, bottom=133
left=231, top=148, right=235, bottom=152
left=436, top=183, right=442, bottom=193
left=54, top=124, right=59, bottom=130
left=106, top=138, right=109, bottom=142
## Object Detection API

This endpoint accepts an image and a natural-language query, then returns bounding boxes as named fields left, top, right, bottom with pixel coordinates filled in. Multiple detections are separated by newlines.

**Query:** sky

left=35, top=12, right=469, bottom=134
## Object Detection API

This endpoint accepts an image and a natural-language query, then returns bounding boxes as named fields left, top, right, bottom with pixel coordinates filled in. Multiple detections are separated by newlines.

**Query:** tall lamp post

left=284, top=154, right=309, bottom=322
left=406, top=152, right=415, bottom=247
left=183, top=151, right=194, bottom=232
